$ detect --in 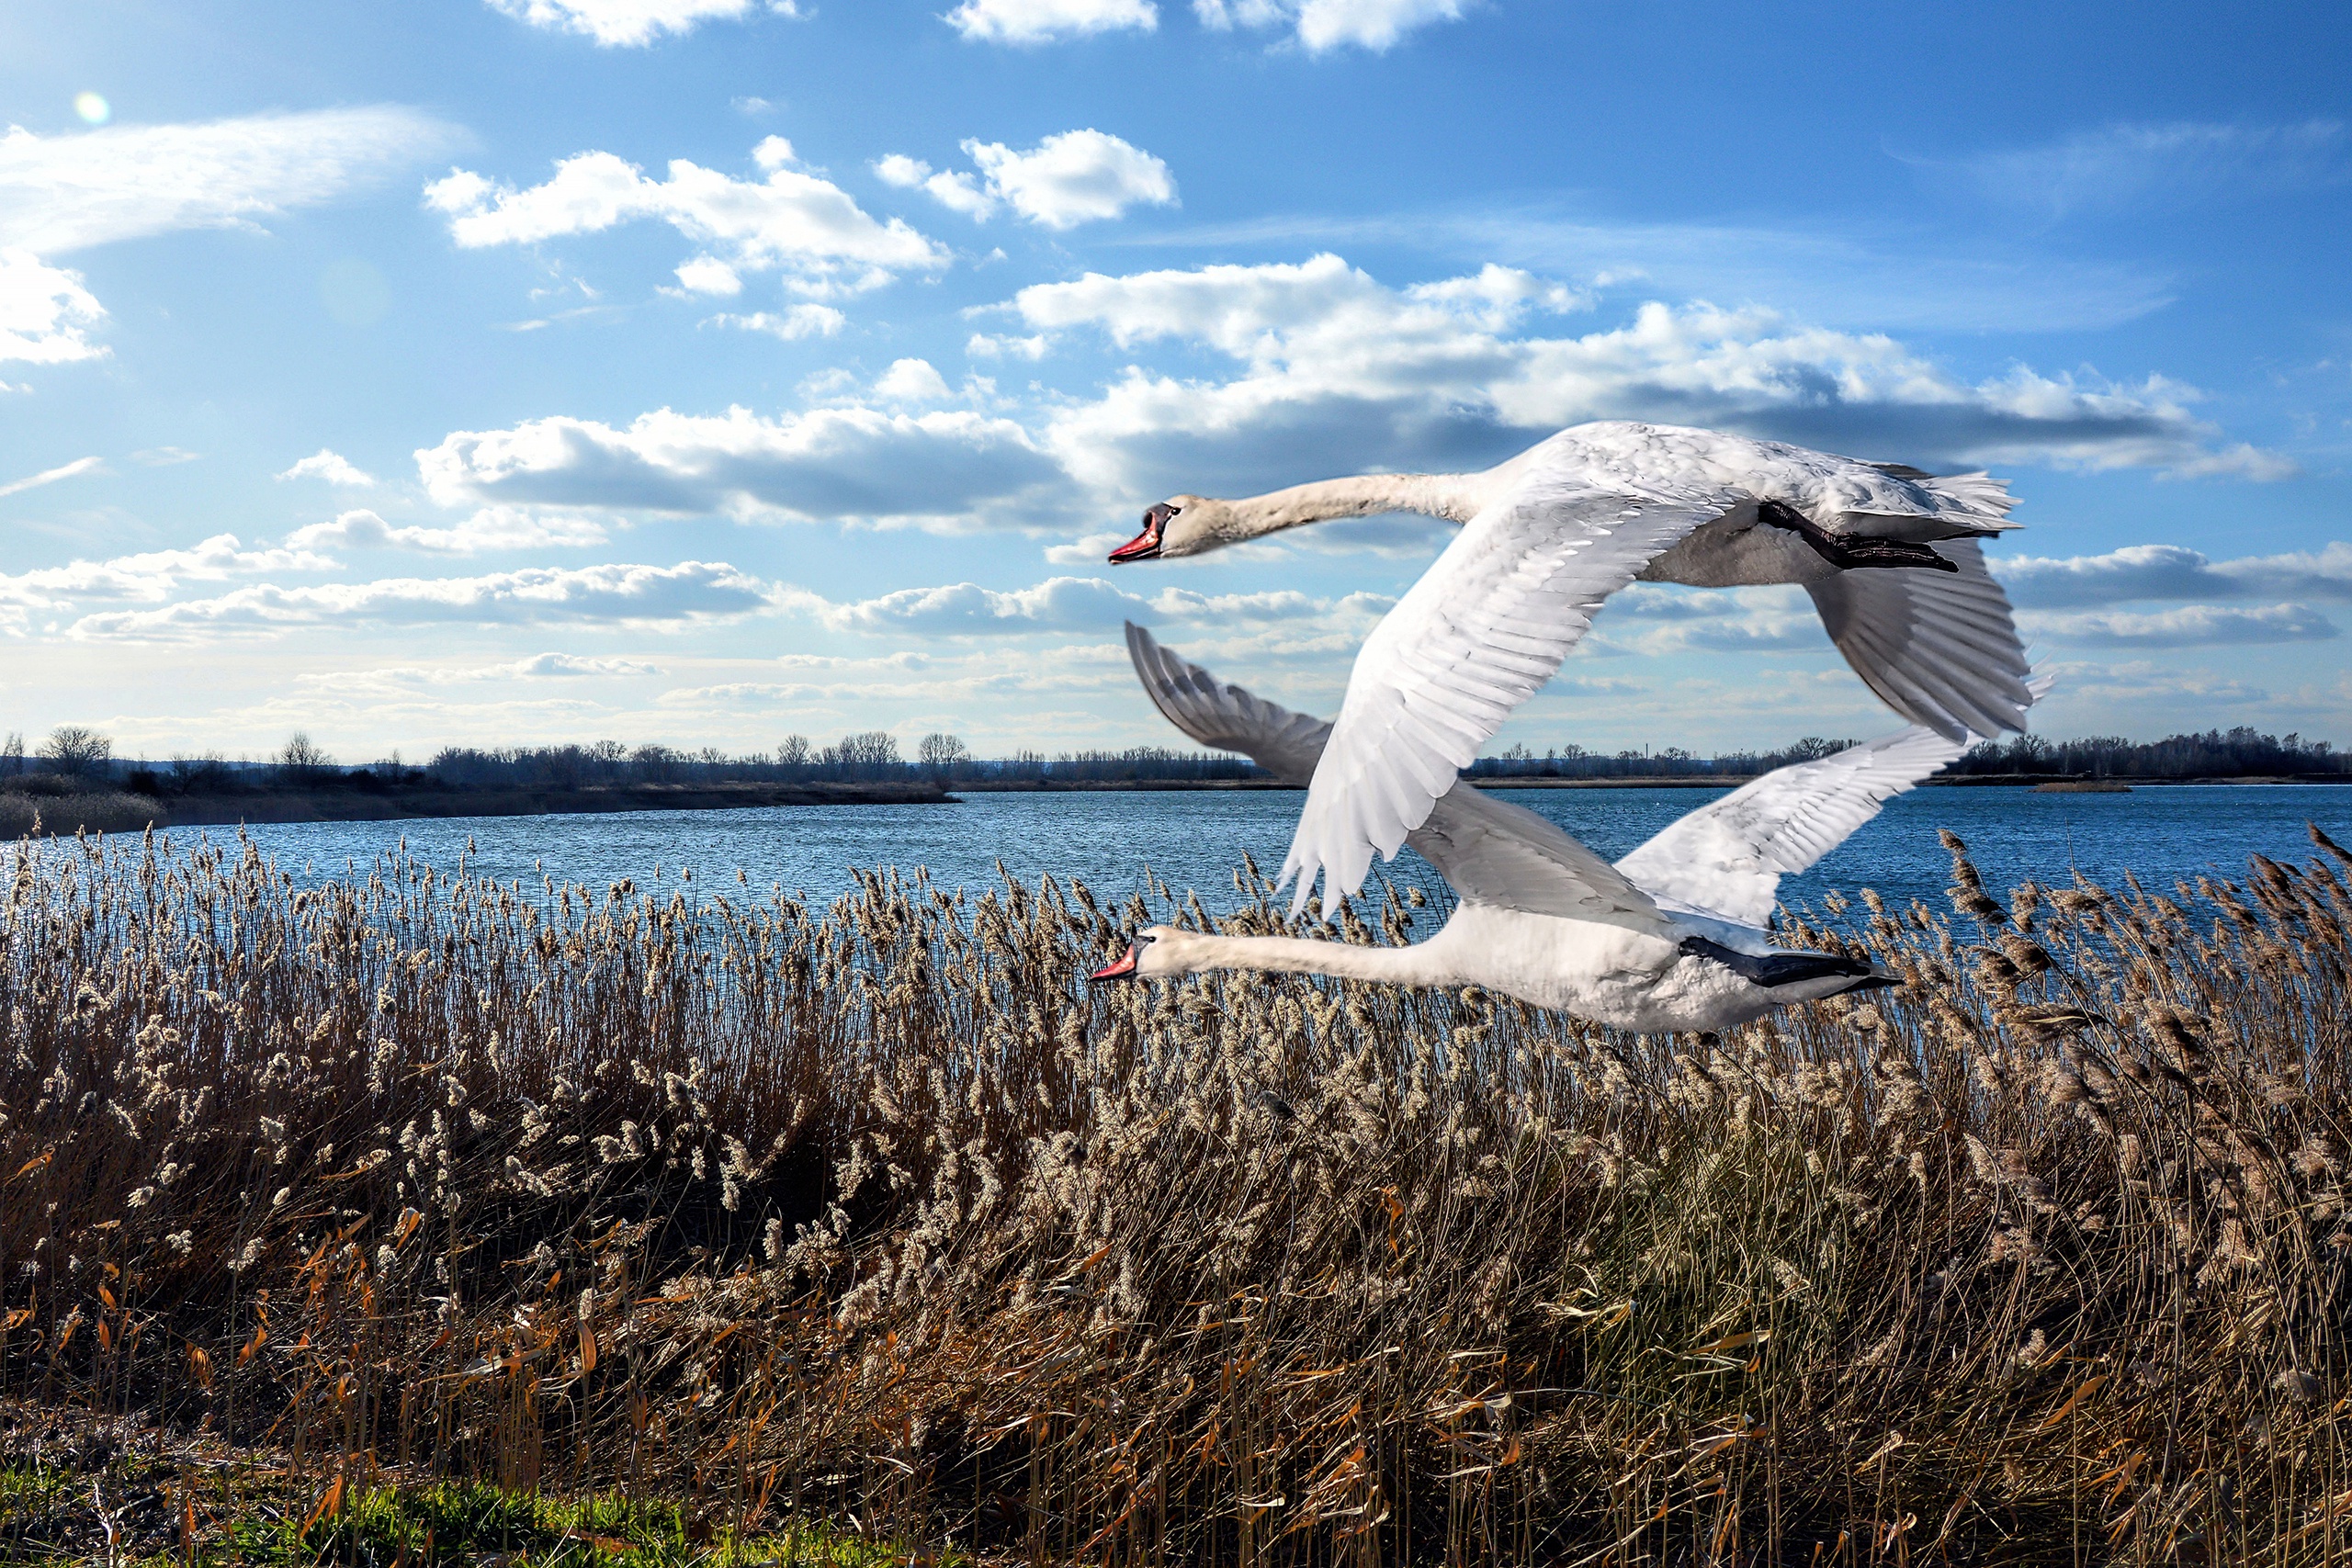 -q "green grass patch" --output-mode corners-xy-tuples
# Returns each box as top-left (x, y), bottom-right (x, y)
(213, 1477), (915, 1567)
